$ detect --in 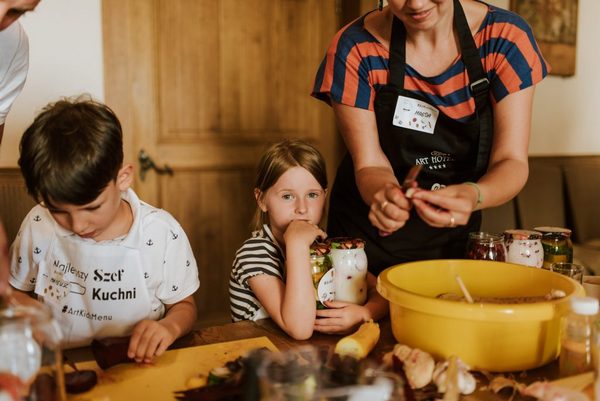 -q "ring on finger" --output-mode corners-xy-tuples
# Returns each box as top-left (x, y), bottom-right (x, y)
(448, 214), (455, 228)
(380, 200), (389, 212)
